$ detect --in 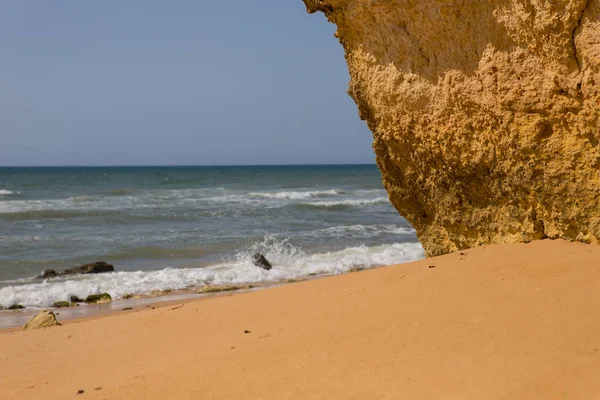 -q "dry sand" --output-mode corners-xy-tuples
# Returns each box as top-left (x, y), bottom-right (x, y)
(1, 239), (599, 399)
